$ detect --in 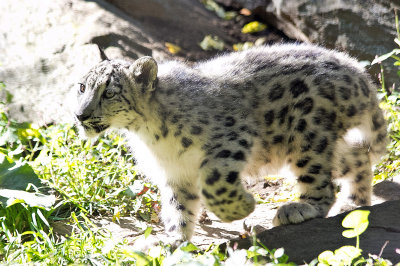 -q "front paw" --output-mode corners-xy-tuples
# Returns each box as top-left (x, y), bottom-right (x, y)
(272, 202), (320, 226)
